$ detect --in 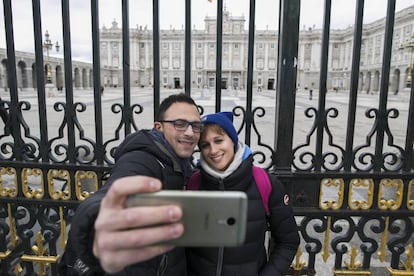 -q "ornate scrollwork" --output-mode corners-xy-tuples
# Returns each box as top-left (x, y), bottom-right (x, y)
(293, 106), (345, 171)
(348, 178), (373, 210)
(230, 106), (275, 169)
(378, 179), (403, 210)
(48, 102), (69, 163)
(103, 103), (126, 165)
(387, 217), (414, 269)
(22, 168), (44, 199)
(319, 178), (344, 210)
(298, 216), (325, 267)
(18, 101), (41, 161)
(48, 169), (70, 200)
(75, 170), (98, 200)
(130, 103), (144, 131)
(408, 180), (414, 210)
(0, 167), (18, 197)
(293, 107), (318, 171)
(357, 216), (382, 260)
(353, 108), (404, 172)
(321, 108), (345, 171)
(0, 100), (40, 161)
